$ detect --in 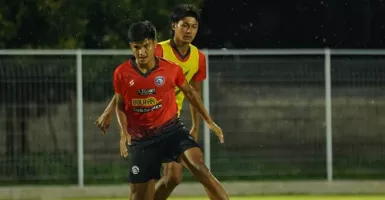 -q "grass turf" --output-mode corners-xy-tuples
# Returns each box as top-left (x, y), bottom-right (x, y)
(67, 195), (385, 200)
